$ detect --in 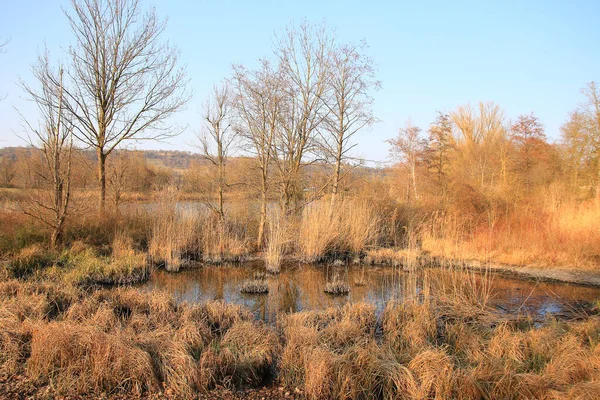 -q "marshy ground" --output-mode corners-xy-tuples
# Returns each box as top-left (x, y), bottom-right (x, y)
(2, 257), (600, 399)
